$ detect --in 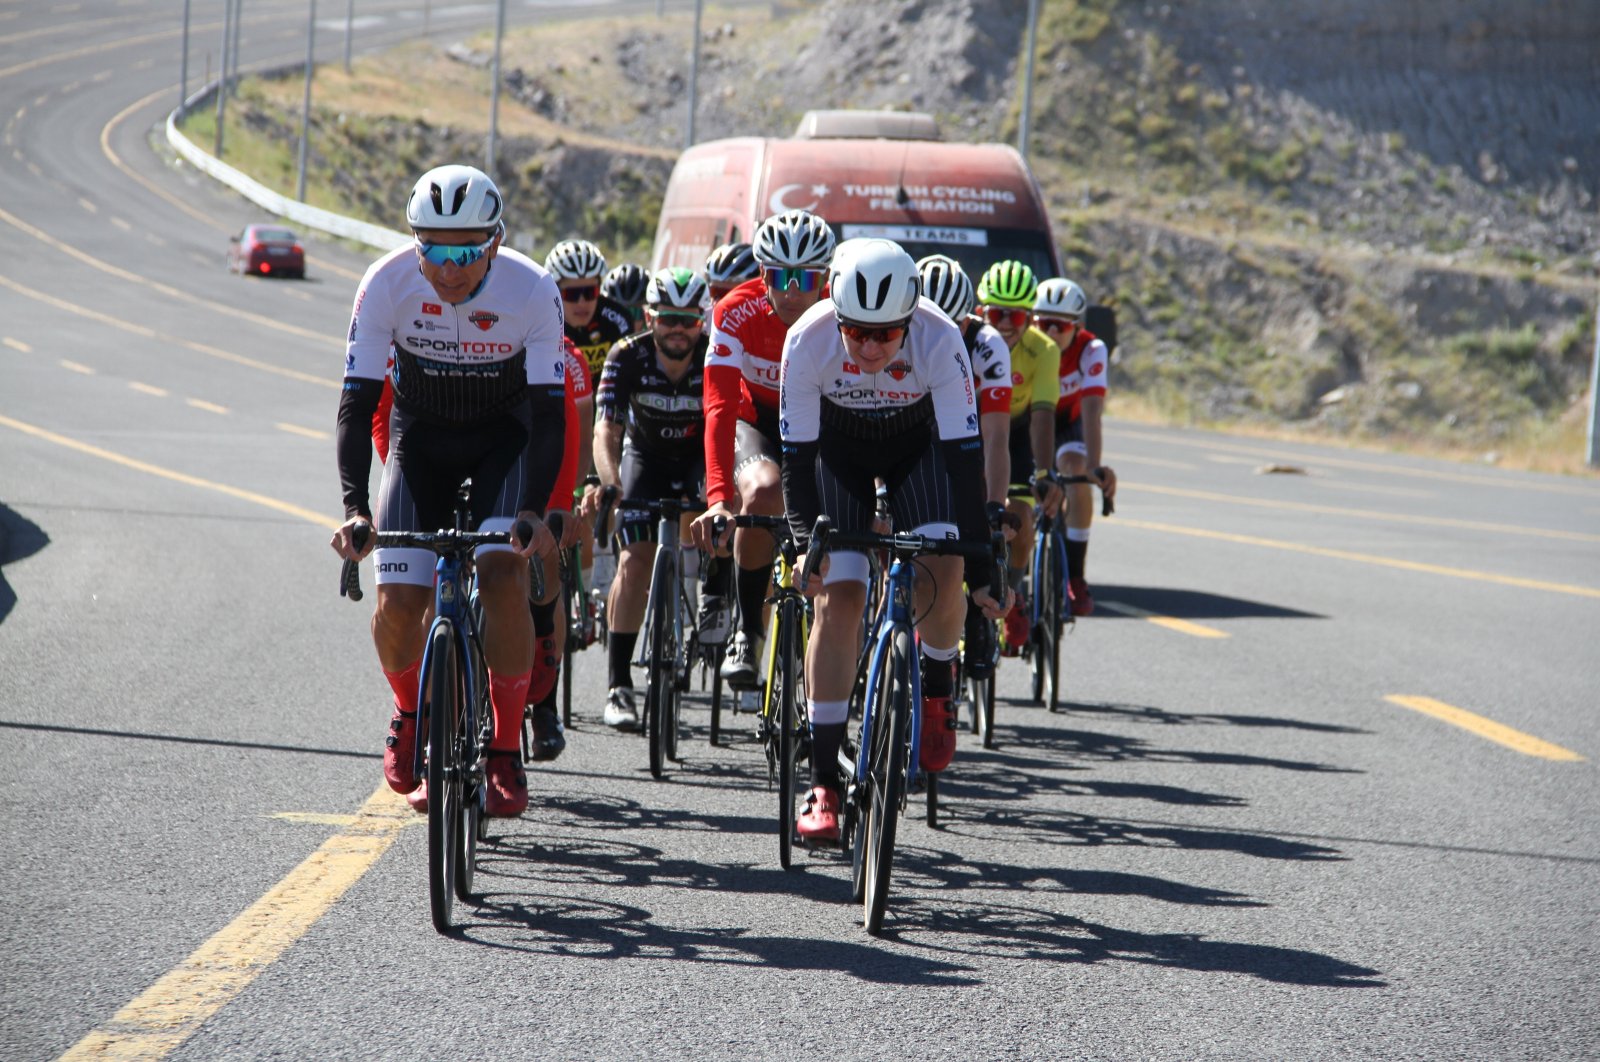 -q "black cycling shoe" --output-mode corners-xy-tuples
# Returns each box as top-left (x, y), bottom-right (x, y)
(527, 702), (566, 762)
(964, 609), (996, 680)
